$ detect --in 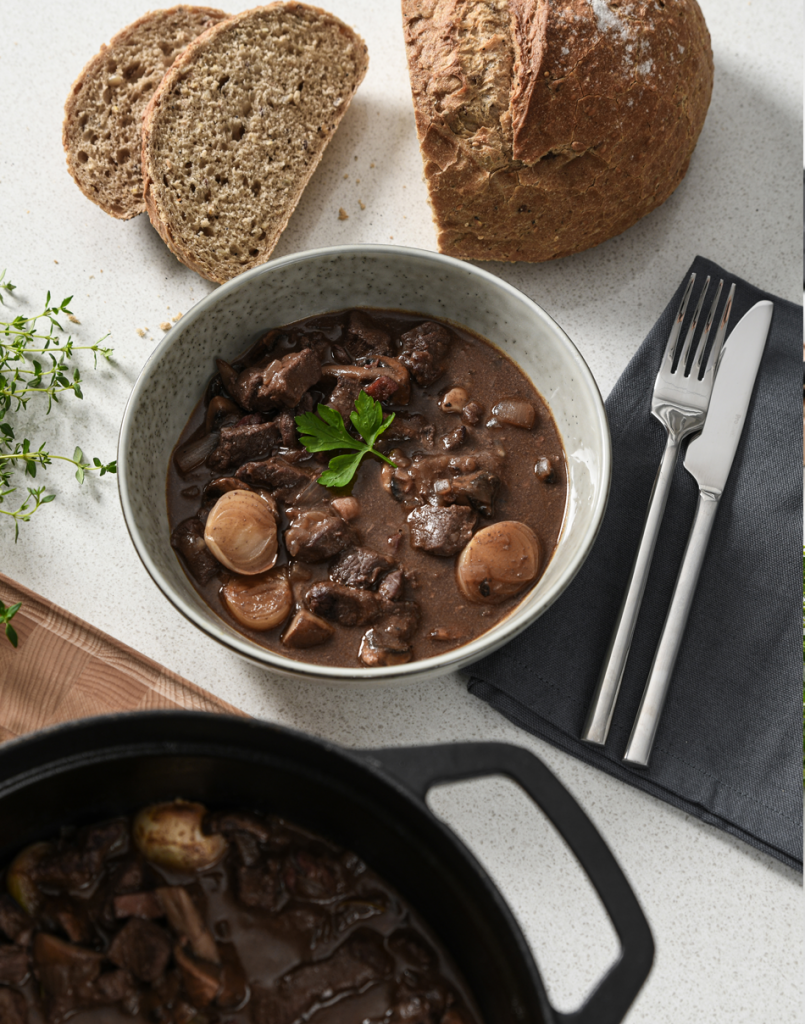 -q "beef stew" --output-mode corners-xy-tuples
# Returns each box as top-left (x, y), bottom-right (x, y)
(167, 309), (567, 667)
(0, 802), (481, 1024)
